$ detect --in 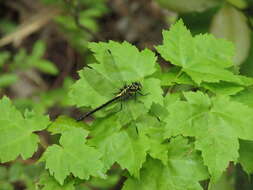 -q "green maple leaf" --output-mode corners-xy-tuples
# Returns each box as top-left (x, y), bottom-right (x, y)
(163, 91), (253, 181)
(47, 115), (89, 135)
(69, 41), (163, 122)
(156, 20), (247, 85)
(88, 41), (157, 82)
(42, 128), (105, 185)
(89, 123), (150, 178)
(38, 172), (75, 190)
(141, 78), (164, 109)
(122, 137), (208, 190)
(0, 96), (50, 162)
